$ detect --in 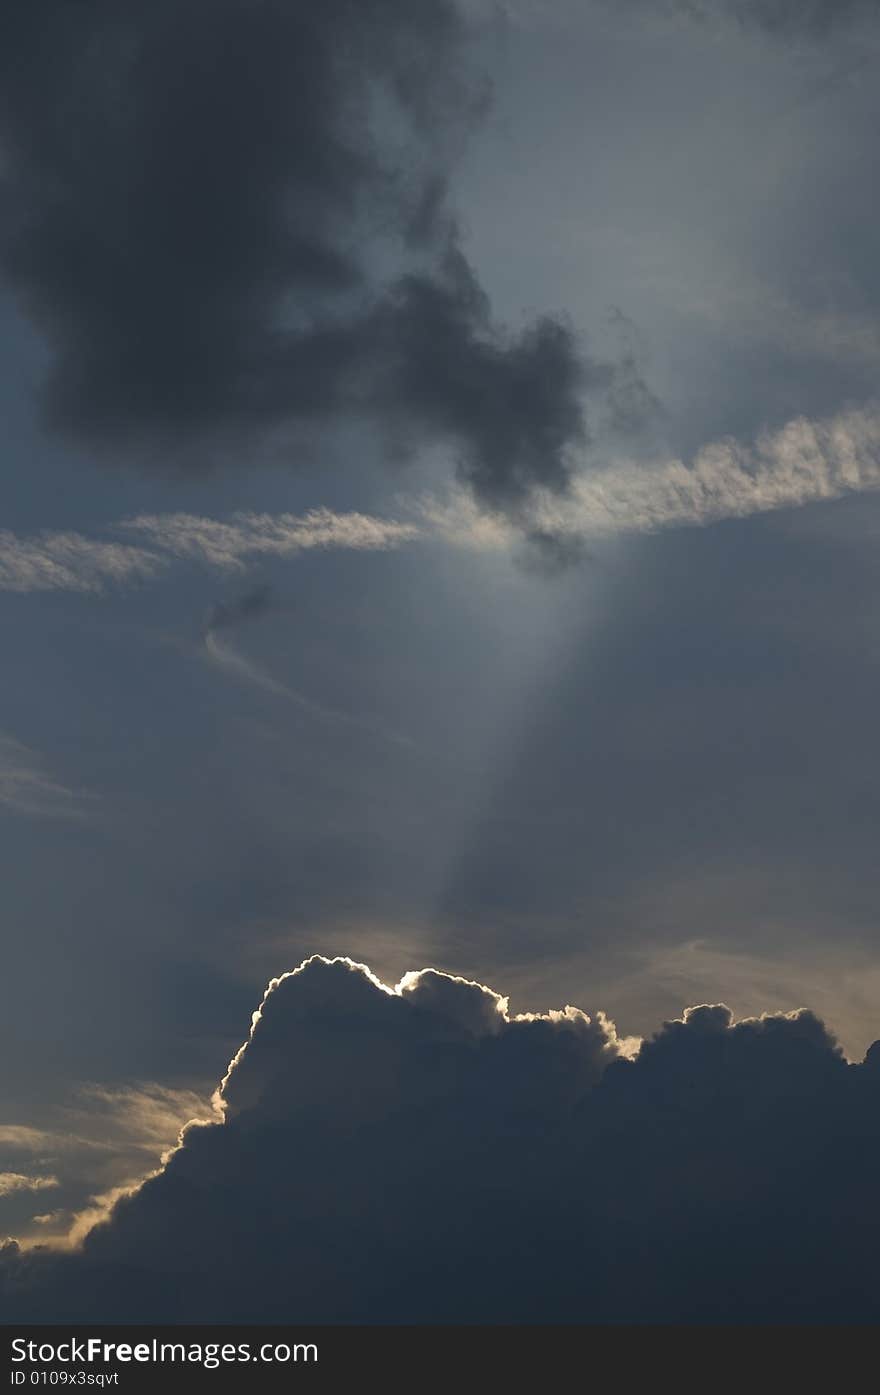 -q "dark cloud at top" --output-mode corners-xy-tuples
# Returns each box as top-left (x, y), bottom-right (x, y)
(0, 0), (472, 433)
(0, 0), (653, 520)
(5, 956), (880, 1323)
